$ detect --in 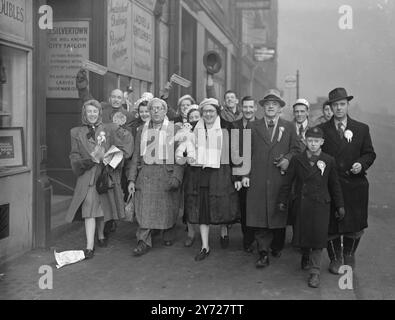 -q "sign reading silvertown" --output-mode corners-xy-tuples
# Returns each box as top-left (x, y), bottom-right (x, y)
(46, 21), (89, 98)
